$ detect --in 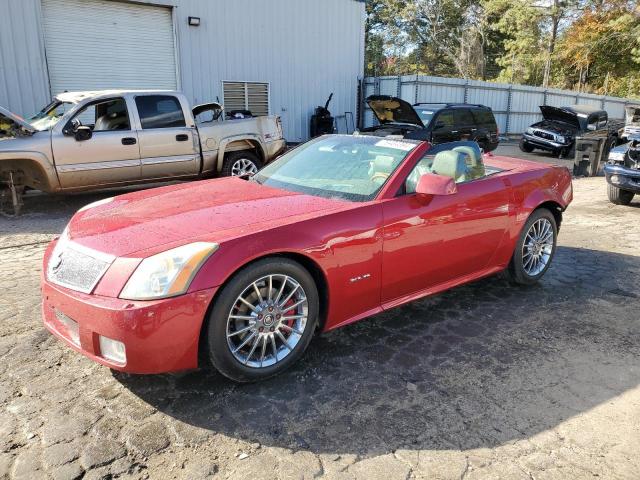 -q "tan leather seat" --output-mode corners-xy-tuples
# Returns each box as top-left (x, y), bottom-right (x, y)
(431, 151), (468, 183)
(369, 155), (396, 186)
(453, 145), (485, 179)
(94, 112), (127, 131)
